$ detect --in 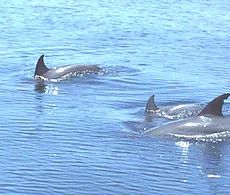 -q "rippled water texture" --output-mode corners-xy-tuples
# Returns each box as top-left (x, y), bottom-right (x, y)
(0, 0), (230, 194)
